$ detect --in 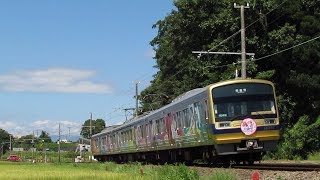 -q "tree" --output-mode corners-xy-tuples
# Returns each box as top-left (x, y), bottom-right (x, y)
(39, 130), (52, 143)
(80, 119), (106, 139)
(18, 134), (36, 149)
(141, 0), (320, 158)
(142, 0), (319, 122)
(0, 128), (11, 154)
